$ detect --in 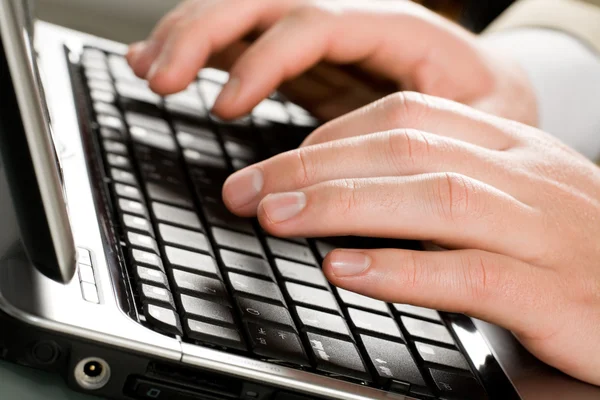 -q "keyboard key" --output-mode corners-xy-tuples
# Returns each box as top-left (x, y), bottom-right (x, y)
(116, 81), (161, 105)
(229, 273), (284, 304)
(131, 249), (165, 272)
(212, 228), (263, 256)
(190, 166), (228, 190)
(393, 304), (442, 323)
(202, 197), (254, 233)
(126, 113), (170, 134)
(86, 68), (111, 82)
(127, 232), (159, 253)
(171, 269), (229, 305)
(135, 266), (169, 287)
(159, 225), (212, 254)
(285, 283), (340, 314)
(177, 131), (223, 157)
(231, 158), (249, 171)
(91, 89), (116, 104)
(140, 284), (175, 309)
(296, 306), (350, 338)
(165, 87), (208, 120)
(130, 126), (177, 152)
(224, 140), (257, 161)
(348, 308), (402, 340)
(337, 289), (389, 315)
(198, 79), (222, 109)
(185, 319), (245, 350)
(106, 153), (131, 169)
(198, 68), (229, 84)
(266, 238), (316, 266)
(184, 149), (228, 170)
(146, 181), (194, 209)
(253, 99), (290, 124)
(97, 114), (125, 132)
(165, 246), (218, 276)
(88, 79), (115, 93)
(236, 297), (295, 329)
(180, 294), (234, 325)
(115, 183), (142, 201)
(118, 198), (147, 217)
(306, 332), (370, 381)
(220, 250), (274, 280)
(415, 342), (470, 371)
(152, 202), (203, 231)
(174, 121), (216, 139)
(361, 335), (426, 387)
(100, 127), (125, 141)
(107, 54), (137, 80)
(274, 259), (328, 288)
(429, 369), (487, 399)
(94, 102), (120, 117)
(401, 317), (455, 346)
(144, 303), (182, 336)
(81, 282), (99, 303)
(111, 168), (137, 186)
(78, 263), (95, 284)
(123, 214), (153, 235)
(104, 140), (128, 155)
(245, 322), (309, 366)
